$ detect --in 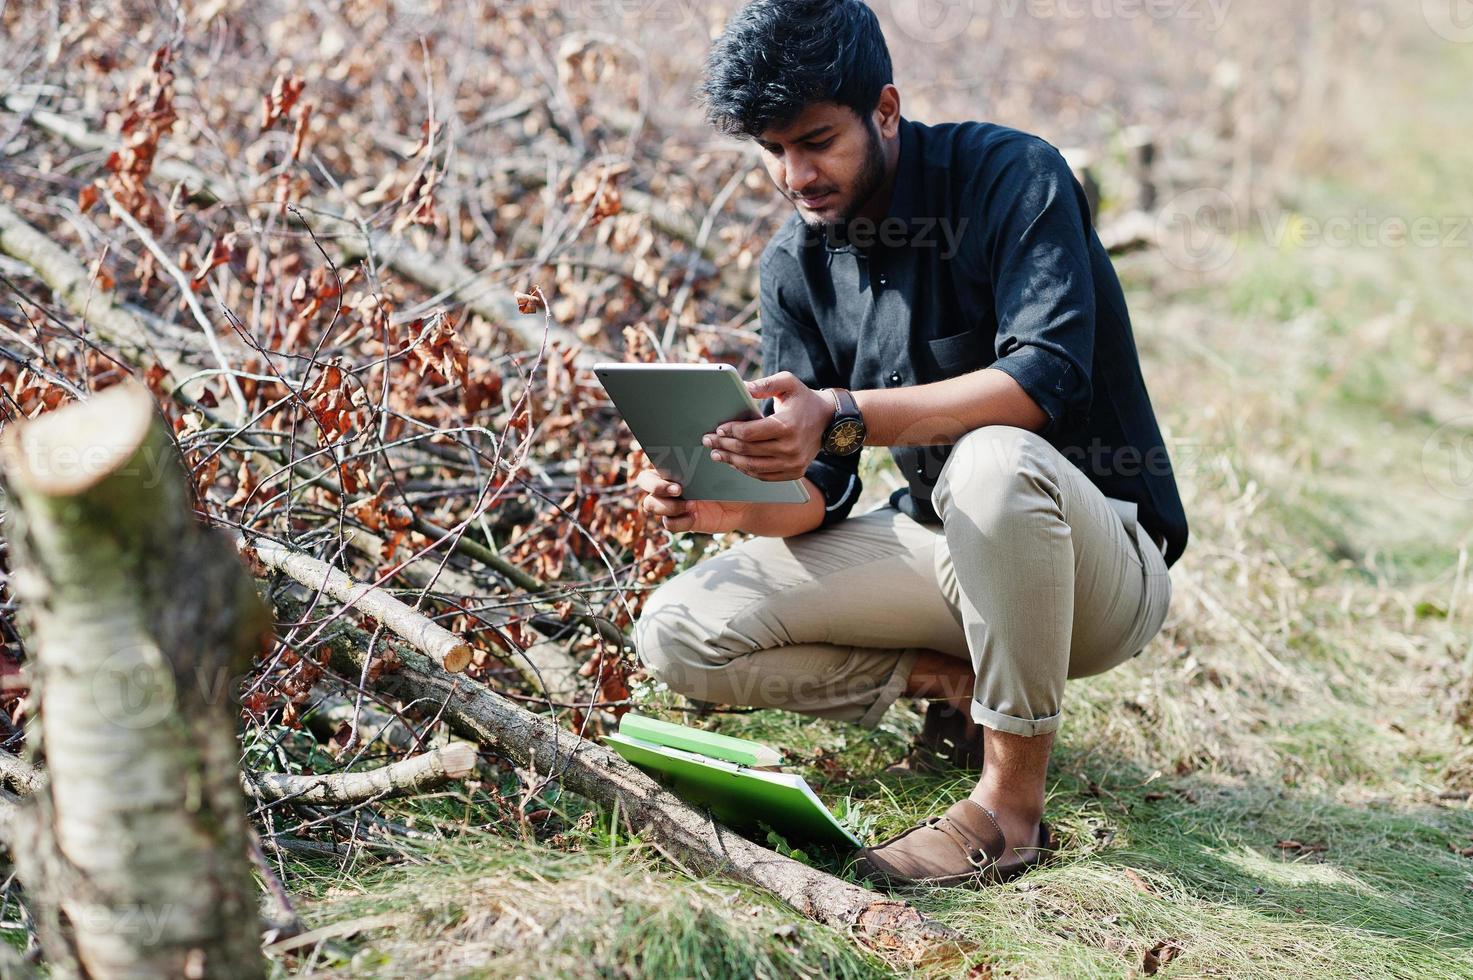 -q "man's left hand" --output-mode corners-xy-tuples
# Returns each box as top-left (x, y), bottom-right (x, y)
(701, 371), (833, 481)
